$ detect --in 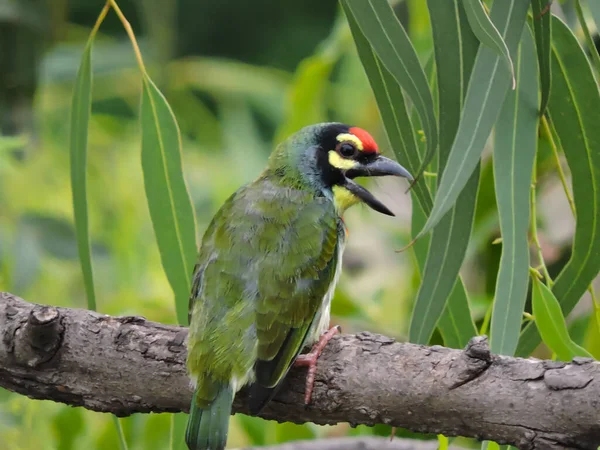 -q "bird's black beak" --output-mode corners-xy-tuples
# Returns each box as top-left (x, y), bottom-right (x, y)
(342, 156), (412, 217)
